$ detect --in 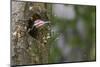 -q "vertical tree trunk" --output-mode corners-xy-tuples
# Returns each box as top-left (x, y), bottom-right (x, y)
(11, 1), (32, 65)
(11, 1), (51, 66)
